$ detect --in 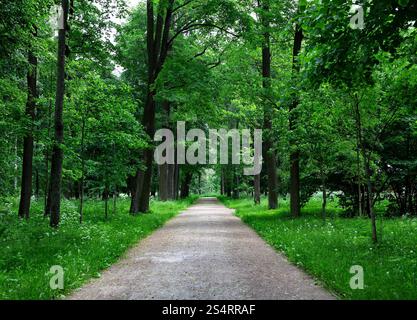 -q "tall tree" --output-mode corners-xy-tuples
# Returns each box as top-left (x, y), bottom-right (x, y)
(18, 31), (38, 219)
(259, 0), (278, 209)
(49, 0), (69, 227)
(131, 0), (174, 213)
(289, 12), (304, 217)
